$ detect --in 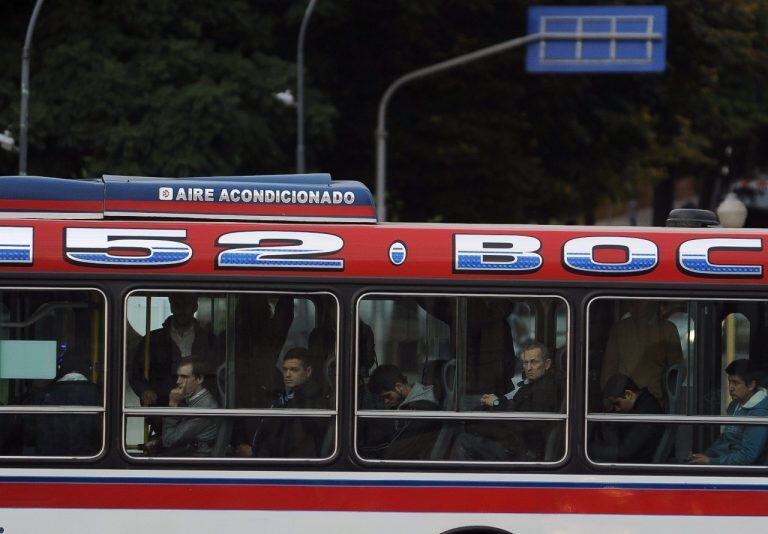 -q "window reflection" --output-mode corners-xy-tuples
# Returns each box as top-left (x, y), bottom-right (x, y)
(0, 289), (105, 458)
(357, 294), (567, 462)
(124, 291), (337, 460)
(588, 298), (768, 466)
